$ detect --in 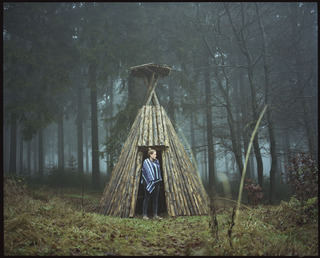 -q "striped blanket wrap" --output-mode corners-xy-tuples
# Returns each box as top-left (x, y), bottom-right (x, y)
(141, 158), (162, 193)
